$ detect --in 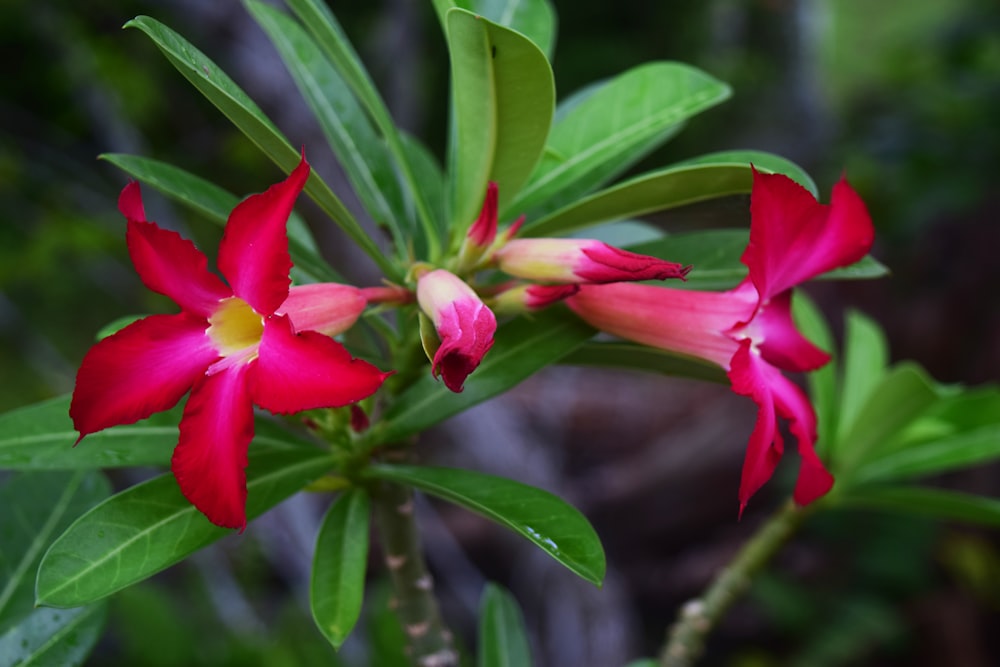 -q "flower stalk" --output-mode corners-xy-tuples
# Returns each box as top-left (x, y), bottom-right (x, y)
(658, 499), (808, 667)
(373, 478), (457, 667)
